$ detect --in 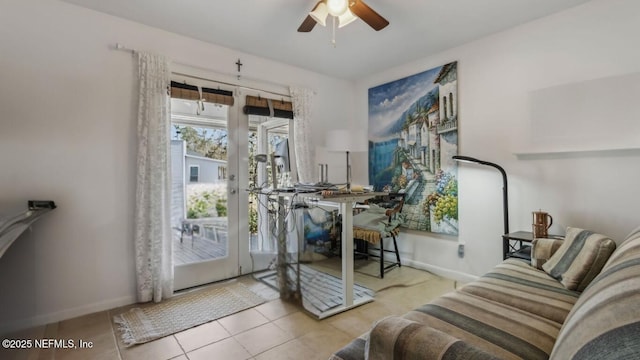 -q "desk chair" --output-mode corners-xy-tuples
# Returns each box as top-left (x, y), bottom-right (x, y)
(353, 193), (405, 278)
